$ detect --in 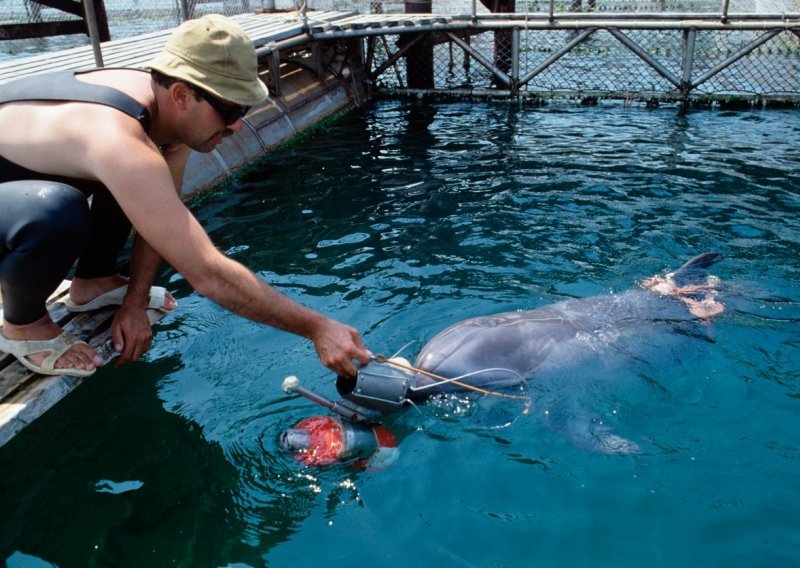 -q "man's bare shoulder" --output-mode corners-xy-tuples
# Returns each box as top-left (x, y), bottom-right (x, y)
(74, 68), (154, 105)
(1, 103), (154, 178)
(0, 70), (157, 178)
